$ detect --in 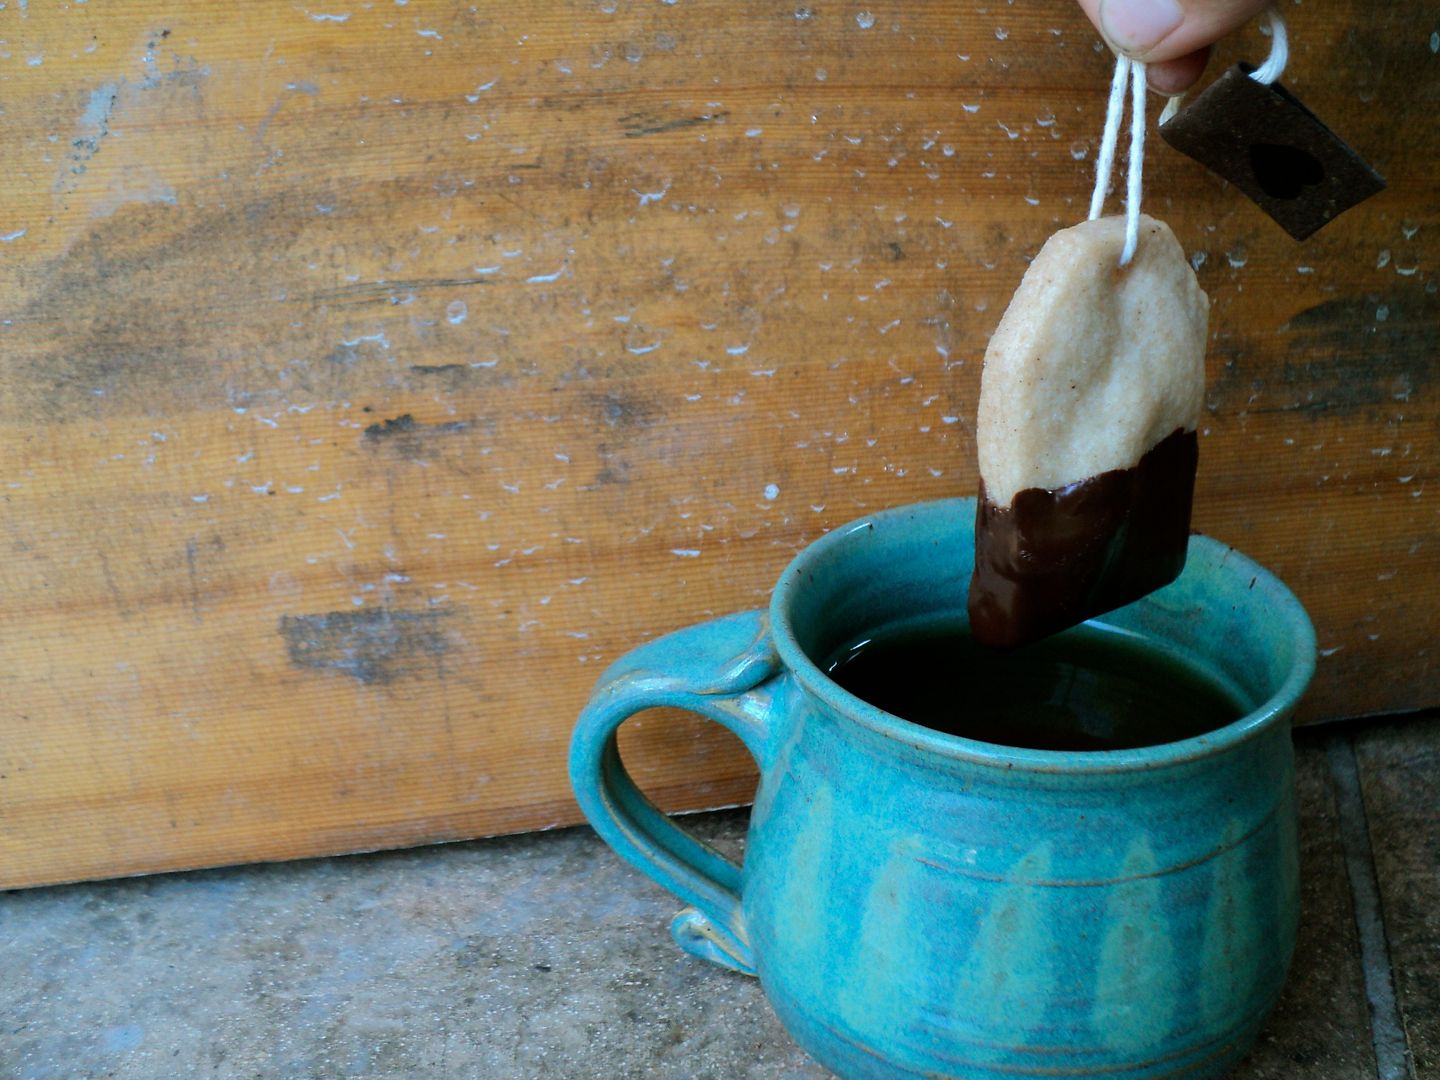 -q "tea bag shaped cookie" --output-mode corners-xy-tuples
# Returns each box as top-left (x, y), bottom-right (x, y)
(969, 215), (1209, 649)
